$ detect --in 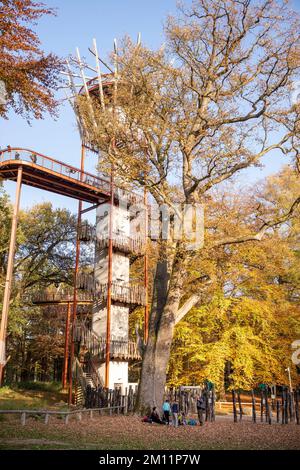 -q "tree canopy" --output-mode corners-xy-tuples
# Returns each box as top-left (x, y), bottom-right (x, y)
(0, 0), (63, 119)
